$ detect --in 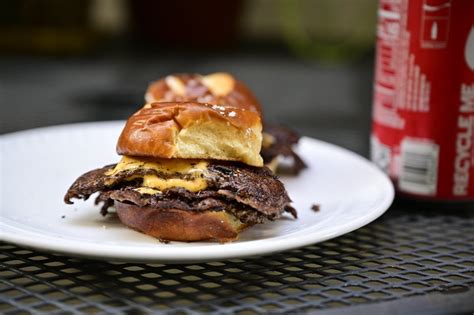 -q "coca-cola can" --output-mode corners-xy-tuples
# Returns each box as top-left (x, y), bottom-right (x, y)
(371, 0), (474, 201)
